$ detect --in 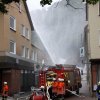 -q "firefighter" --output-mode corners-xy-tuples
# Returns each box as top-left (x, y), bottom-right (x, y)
(57, 78), (65, 100)
(46, 82), (50, 100)
(48, 85), (52, 100)
(2, 82), (9, 100)
(52, 78), (58, 100)
(52, 78), (57, 95)
(96, 81), (100, 100)
(46, 81), (53, 100)
(40, 86), (45, 92)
